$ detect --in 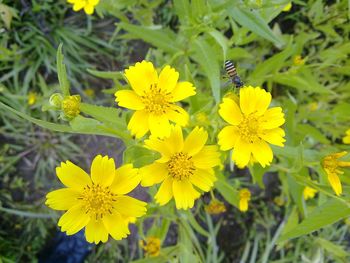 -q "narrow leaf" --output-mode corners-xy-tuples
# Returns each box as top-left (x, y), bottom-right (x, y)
(56, 44), (70, 96)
